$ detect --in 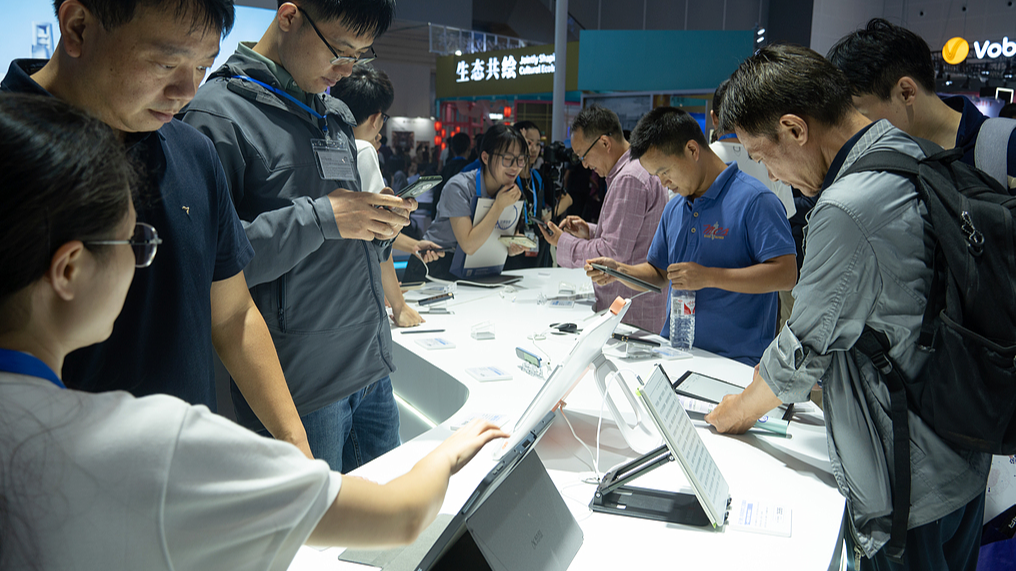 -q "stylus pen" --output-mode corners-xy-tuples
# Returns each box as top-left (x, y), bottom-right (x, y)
(611, 333), (661, 347)
(400, 329), (446, 334)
